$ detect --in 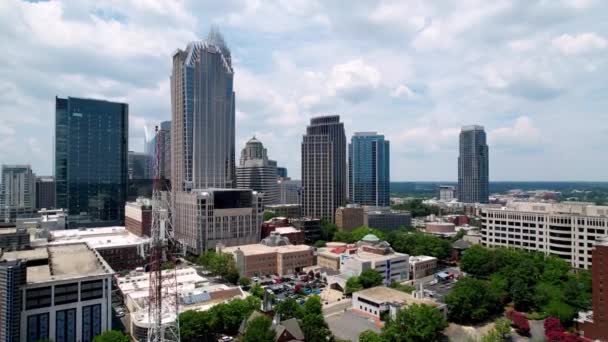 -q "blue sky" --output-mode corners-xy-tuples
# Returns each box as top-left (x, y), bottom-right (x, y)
(1, 0), (607, 181)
